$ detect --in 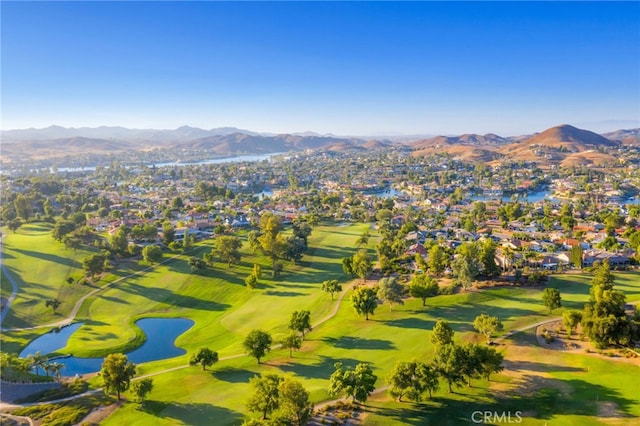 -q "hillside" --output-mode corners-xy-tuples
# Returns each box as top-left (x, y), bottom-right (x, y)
(497, 124), (619, 165)
(0, 124), (631, 166)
